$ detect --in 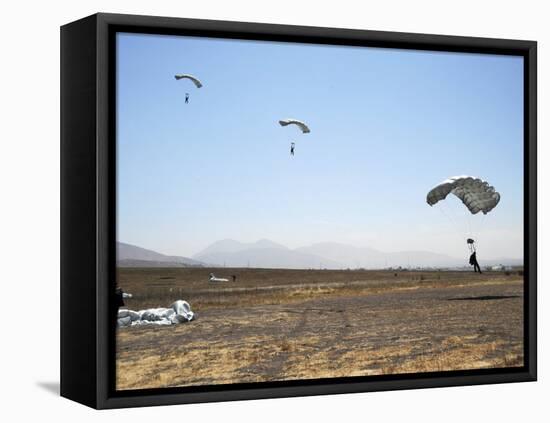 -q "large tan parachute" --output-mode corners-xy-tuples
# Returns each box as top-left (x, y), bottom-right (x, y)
(426, 176), (500, 215)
